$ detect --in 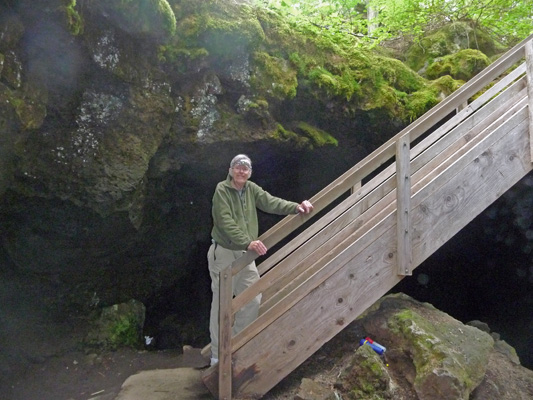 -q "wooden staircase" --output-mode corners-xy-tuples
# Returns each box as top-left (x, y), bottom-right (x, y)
(202, 34), (533, 399)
